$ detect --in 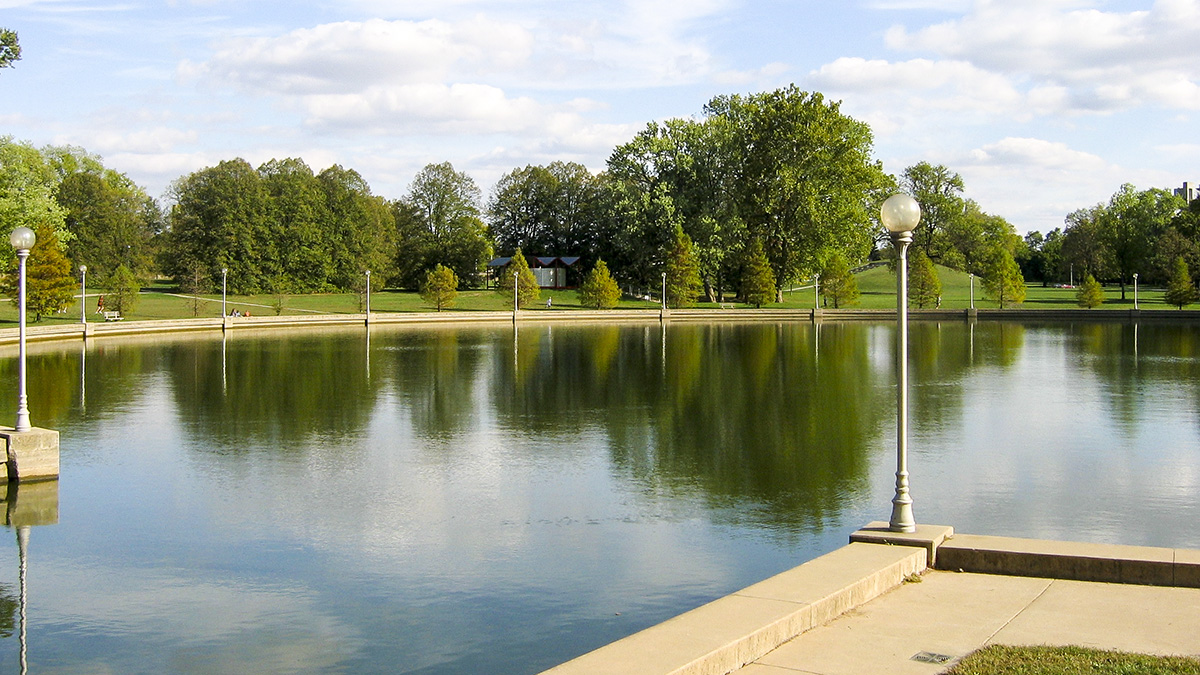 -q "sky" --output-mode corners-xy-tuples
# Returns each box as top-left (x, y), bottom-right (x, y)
(0, 0), (1197, 234)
